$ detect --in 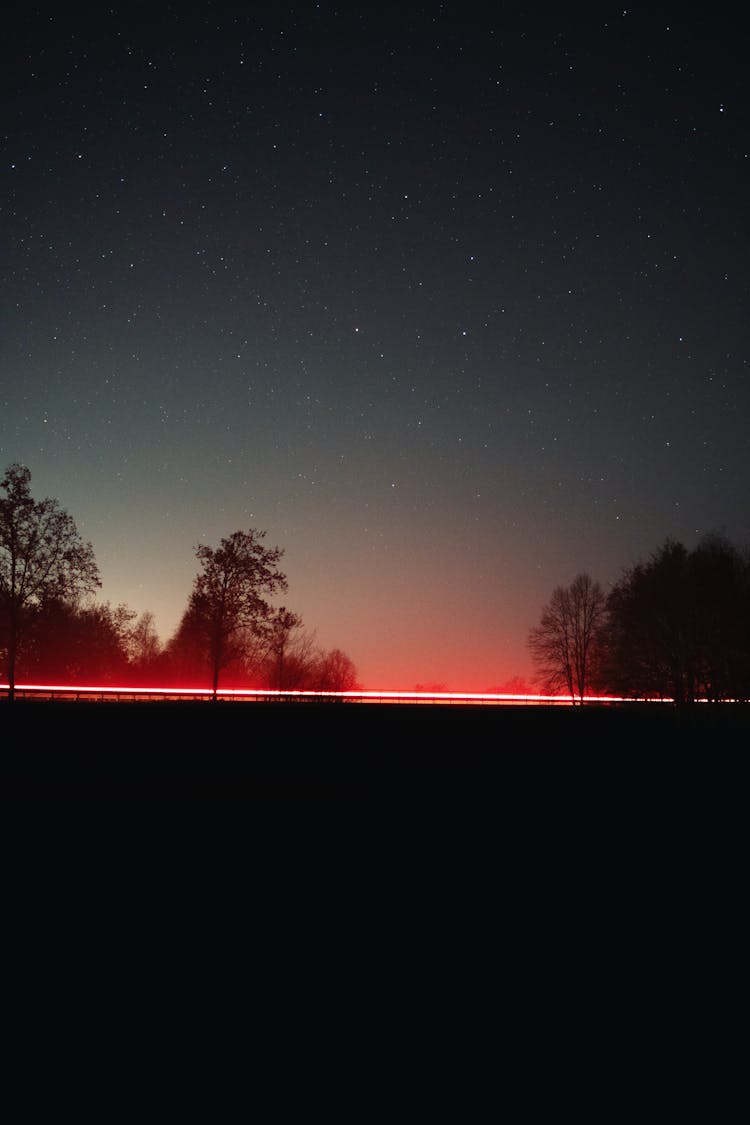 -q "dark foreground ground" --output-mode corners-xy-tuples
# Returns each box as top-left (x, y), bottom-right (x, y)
(3, 699), (742, 1120)
(2, 699), (747, 803)
(4, 699), (744, 1030)
(4, 699), (742, 1109)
